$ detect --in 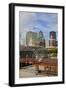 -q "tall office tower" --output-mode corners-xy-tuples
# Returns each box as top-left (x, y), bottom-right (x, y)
(49, 31), (56, 48)
(39, 31), (45, 47)
(39, 31), (44, 41)
(26, 31), (38, 47)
